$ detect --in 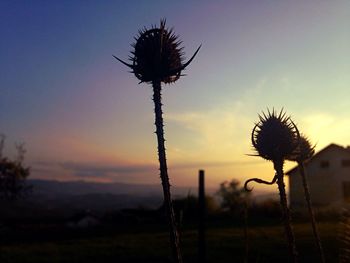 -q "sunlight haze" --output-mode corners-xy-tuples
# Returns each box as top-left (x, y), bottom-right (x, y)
(1, 1), (349, 194)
